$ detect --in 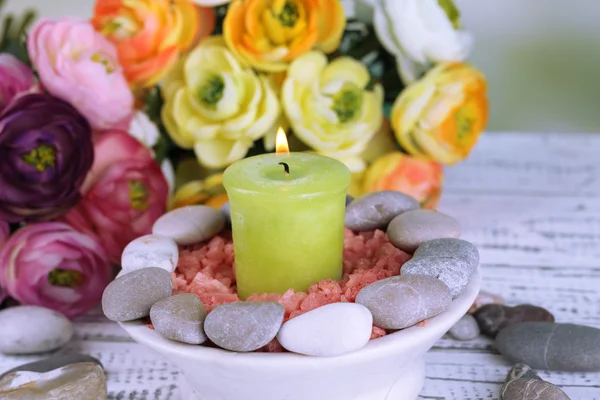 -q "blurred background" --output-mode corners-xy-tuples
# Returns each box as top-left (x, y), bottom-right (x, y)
(6, 0), (600, 133)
